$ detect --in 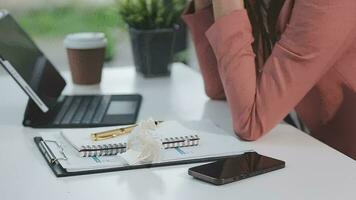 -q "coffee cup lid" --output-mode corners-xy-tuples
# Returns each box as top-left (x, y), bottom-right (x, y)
(64, 32), (107, 49)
